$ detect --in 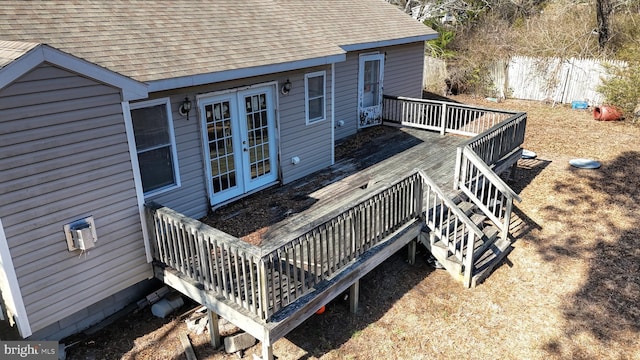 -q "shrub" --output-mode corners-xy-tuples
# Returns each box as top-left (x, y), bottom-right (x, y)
(598, 61), (640, 122)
